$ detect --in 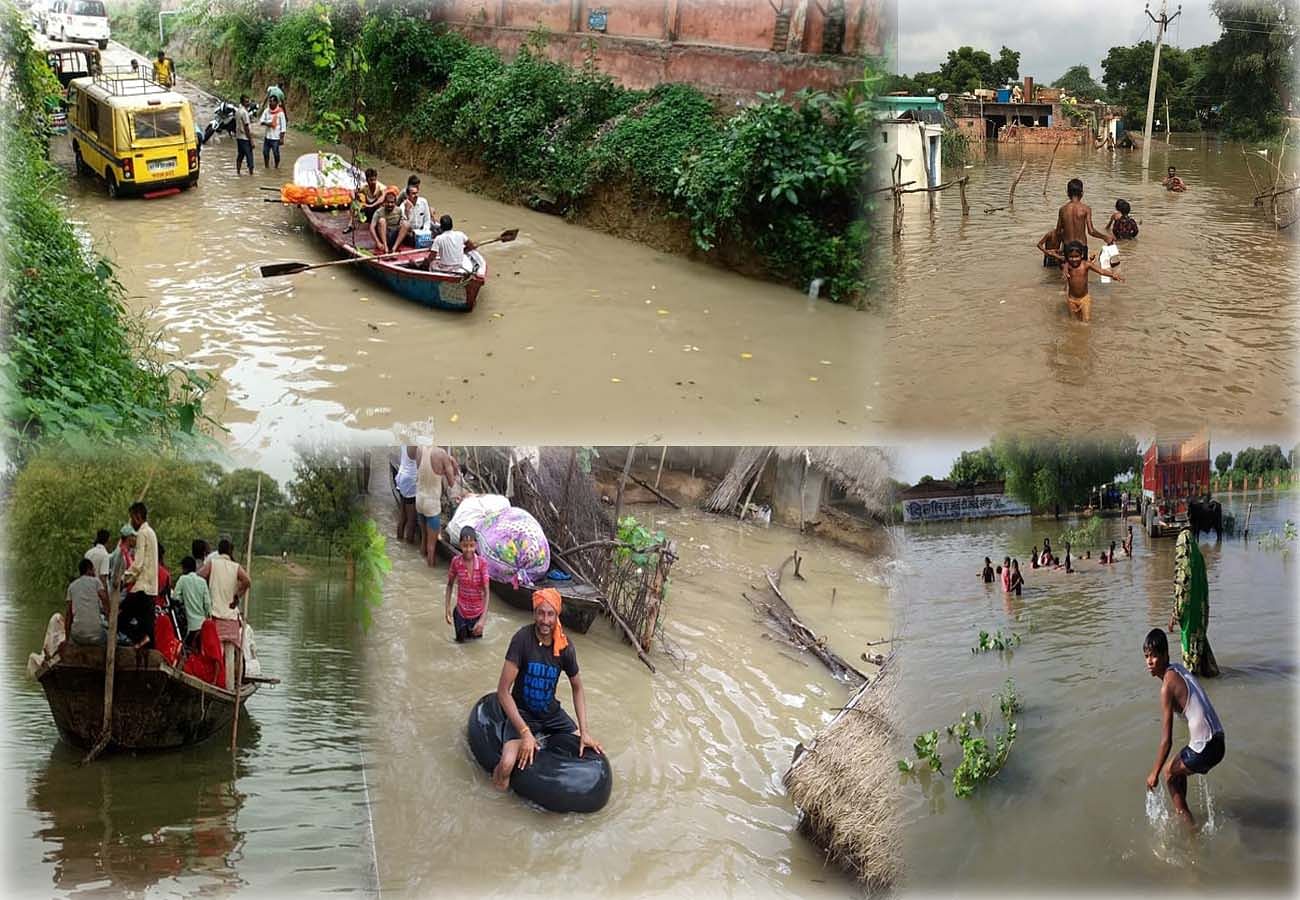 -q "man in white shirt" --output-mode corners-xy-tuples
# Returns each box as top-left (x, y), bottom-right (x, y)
(427, 214), (476, 273)
(234, 94), (255, 175)
(84, 529), (111, 591)
(260, 96), (286, 170)
(396, 174), (432, 248)
(122, 502), (159, 648)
